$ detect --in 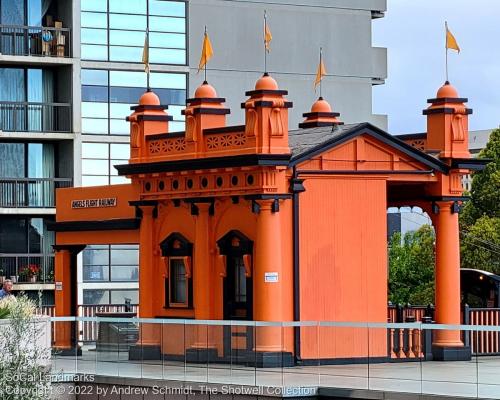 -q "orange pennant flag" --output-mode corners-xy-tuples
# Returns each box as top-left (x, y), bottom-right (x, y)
(264, 15), (272, 52)
(198, 30), (214, 73)
(446, 22), (460, 53)
(314, 53), (326, 89)
(142, 30), (150, 74)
